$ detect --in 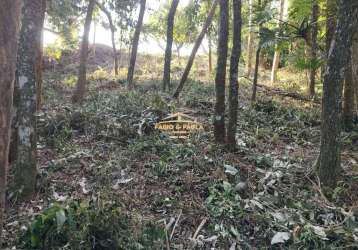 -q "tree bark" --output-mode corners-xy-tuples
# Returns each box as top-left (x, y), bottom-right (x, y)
(172, 0), (218, 98)
(127, 0), (146, 89)
(343, 53), (354, 130)
(317, 0), (358, 188)
(270, 0), (285, 84)
(96, 1), (119, 76)
(326, 0), (337, 56)
(163, 0), (180, 91)
(245, 0), (254, 77)
(12, 0), (46, 201)
(308, 0), (319, 98)
(251, 44), (262, 104)
(352, 33), (358, 114)
(214, 0), (229, 143)
(208, 34), (213, 74)
(36, 0), (46, 111)
(0, 0), (22, 244)
(72, 0), (96, 103)
(227, 0), (242, 148)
